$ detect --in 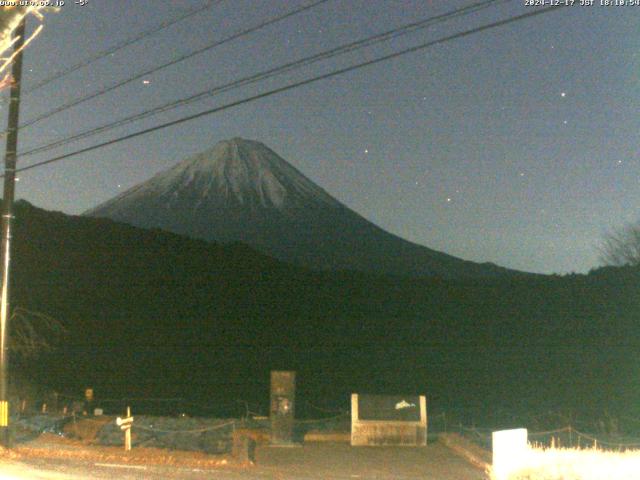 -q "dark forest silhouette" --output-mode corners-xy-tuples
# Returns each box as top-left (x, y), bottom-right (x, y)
(10, 200), (640, 424)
